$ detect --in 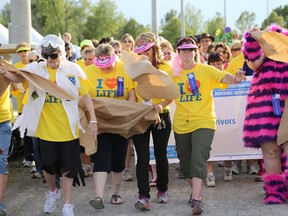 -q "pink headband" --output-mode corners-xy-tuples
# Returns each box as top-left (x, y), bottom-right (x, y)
(133, 42), (155, 53)
(94, 54), (116, 68)
(177, 43), (198, 50)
